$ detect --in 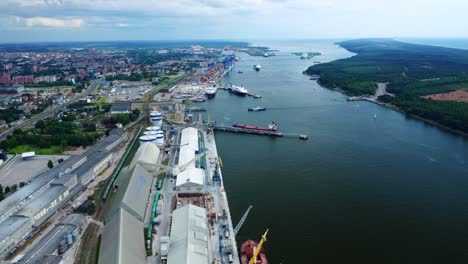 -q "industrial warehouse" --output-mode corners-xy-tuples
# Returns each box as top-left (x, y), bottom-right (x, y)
(0, 129), (125, 260)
